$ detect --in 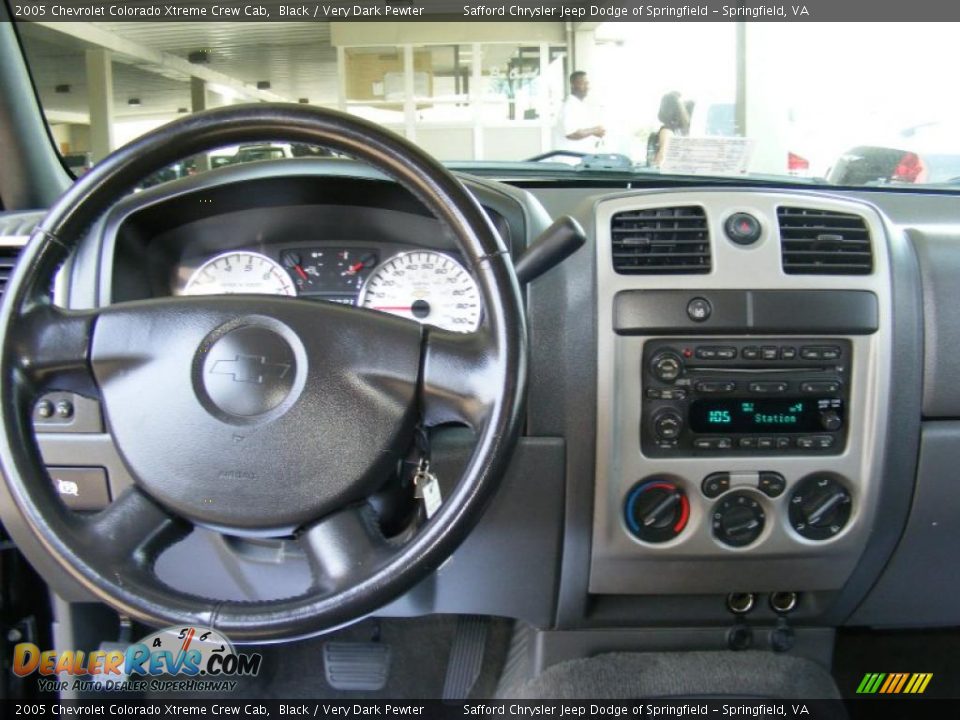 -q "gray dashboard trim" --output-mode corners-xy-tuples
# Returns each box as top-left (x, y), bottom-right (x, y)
(913, 229), (960, 417)
(845, 422), (960, 627)
(826, 218), (924, 625)
(613, 289), (879, 335)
